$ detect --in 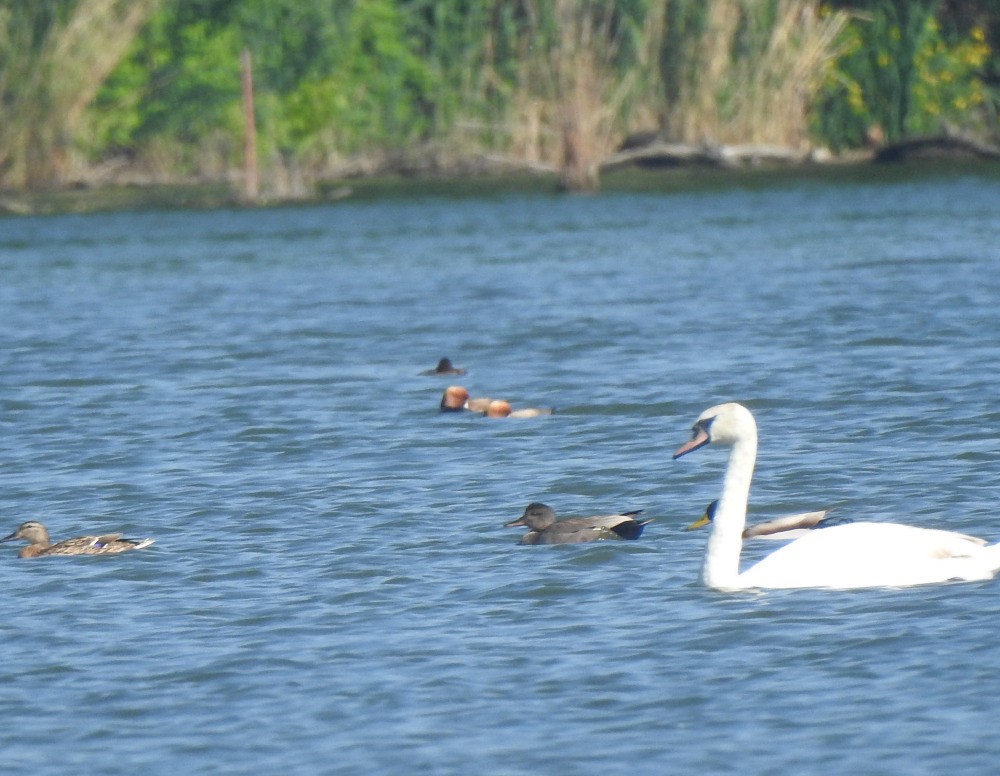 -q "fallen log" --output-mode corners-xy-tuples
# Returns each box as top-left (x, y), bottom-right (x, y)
(874, 133), (1000, 163)
(601, 140), (817, 171)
